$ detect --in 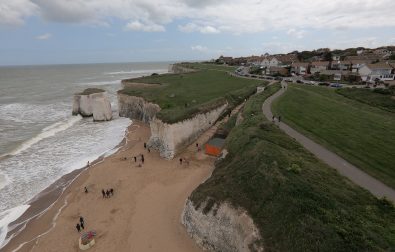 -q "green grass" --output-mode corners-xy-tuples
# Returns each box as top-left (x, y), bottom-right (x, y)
(336, 88), (395, 113)
(191, 84), (395, 251)
(77, 88), (105, 95)
(180, 62), (237, 72)
(119, 64), (264, 123)
(272, 85), (395, 188)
